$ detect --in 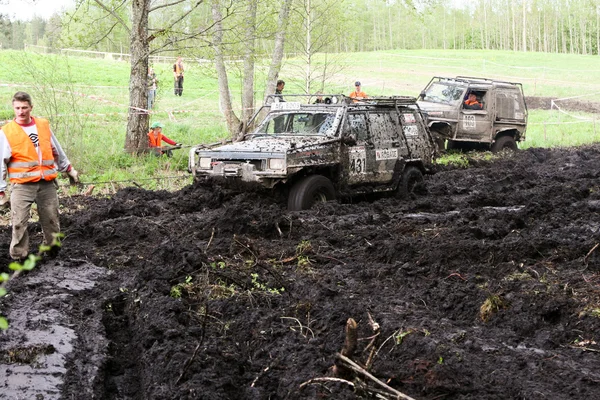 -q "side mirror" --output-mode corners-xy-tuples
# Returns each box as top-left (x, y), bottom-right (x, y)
(419, 91), (426, 99)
